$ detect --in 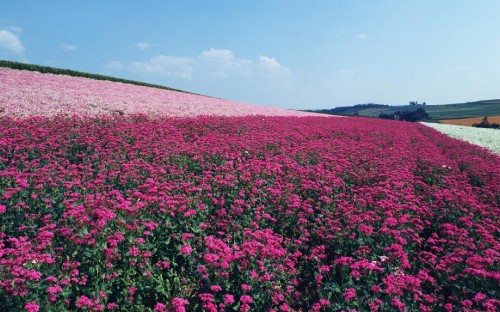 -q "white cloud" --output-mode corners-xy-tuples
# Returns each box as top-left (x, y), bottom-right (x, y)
(106, 61), (124, 70)
(356, 33), (367, 39)
(60, 43), (77, 52)
(201, 48), (234, 60)
(137, 42), (151, 50)
(117, 48), (292, 81)
(198, 48), (253, 78)
(131, 55), (194, 78)
(0, 29), (25, 53)
(258, 55), (292, 76)
(259, 55), (281, 68)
